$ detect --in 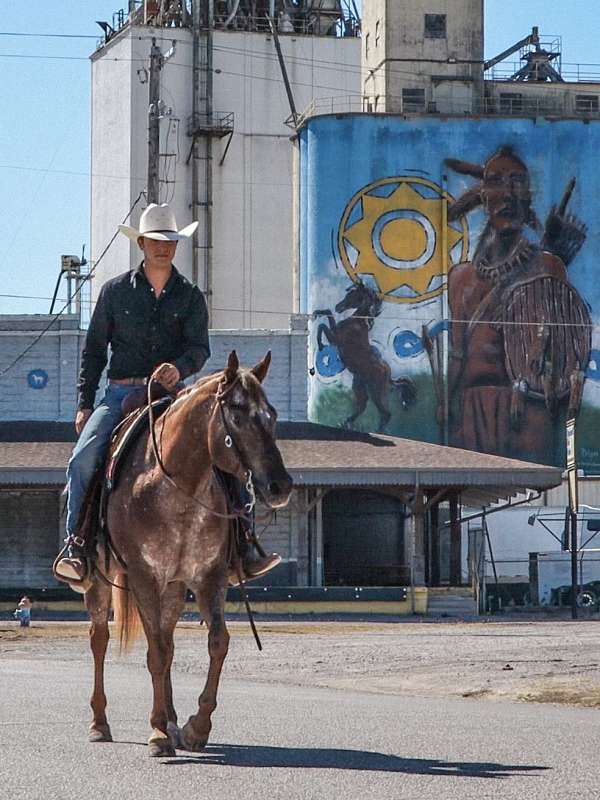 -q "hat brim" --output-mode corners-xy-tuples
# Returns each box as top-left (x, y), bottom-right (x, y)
(118, 221), (199, 242)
